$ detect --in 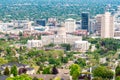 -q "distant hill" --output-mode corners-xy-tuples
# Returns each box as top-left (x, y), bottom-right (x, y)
(0, 0), (119, 21)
